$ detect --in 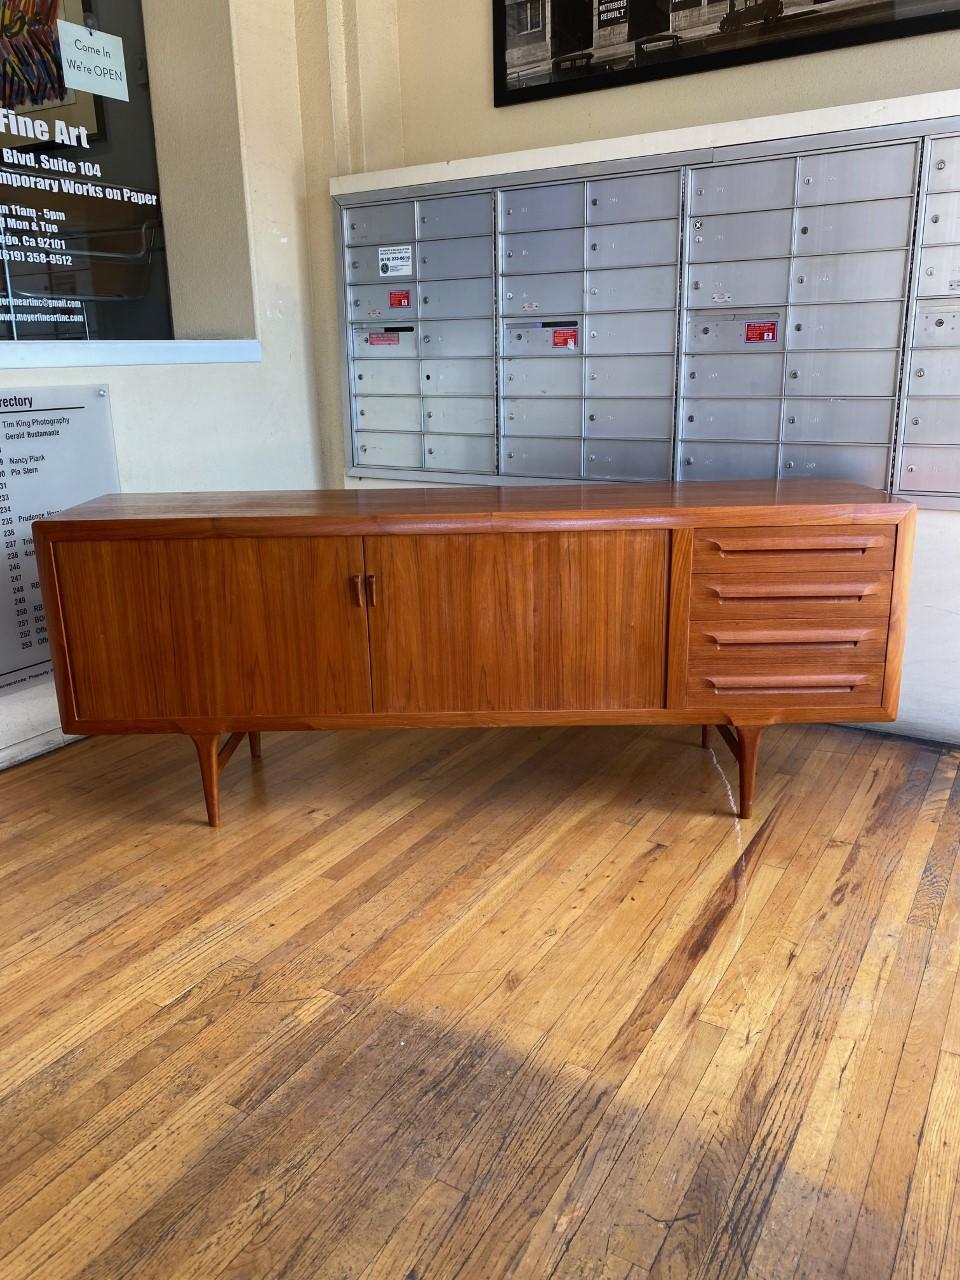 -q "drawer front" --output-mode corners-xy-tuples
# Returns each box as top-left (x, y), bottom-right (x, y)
(901, 445), (960, 494)
(907, 348), (960, 397)
(693, 524), (895, 573)
(353, 359), (420, 396)
(788, 301), (903, 351)
(421, 360), (496, 396)
(588, 220), (678, 269)
(689, 158), (797, 216)
(584, 439), (672, 481)
(419, 236), (493, 280)
(688, 209), (793, 263)
(783, 398), (894, 444)
(679, 443), (779, 480)
(586, 397), (674, 439)
(797, 144), (917, 205)
(921, 191), (960, 244)
(793, 198), (913, 255)
(351, 325), (418, 359)
(503, 272), (584, 316)
(690, 571), (893, 619)
(688, 620), (890, 666)
(586, 310), (677, 355)
(499, 183), (584, 232)
(502, 228), (584, 275)
(501, 437), (582, 478)
(784, 350), (899, 398)
(685, 352), (784, 398)
(685, 665), (886, 710)
(913, 303), (960, 348)
(917, 247), (960, 298)
(791, 251), (908, 303)
(927, 137), (960, 193)
(686, 310), (785, 353)
(418, 193), (492, 240)
(504, 319), (582, 356)
(587, 355), (674, 397)
(355, 396), (422, 432)
(423, 434), (496, 473)
(588, 171), (681, 224)
(420, 278), (494, 319)
(683, 399), (782, 441)
(420, 319), (494, 358)
(347, 245), (414, 286)
(902, 398), (960, 445)
(780, 444), (891, 488)
(587, 265), (678, 313)
(349, 283), (417, 320)
(355, 431), (423, 468)
(345, 202), (416, 246)
(503, 357), (583, 397)
(423, 397), (496, 434)
(687, 258), (790, 308)
(503, 398), (583, 436)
